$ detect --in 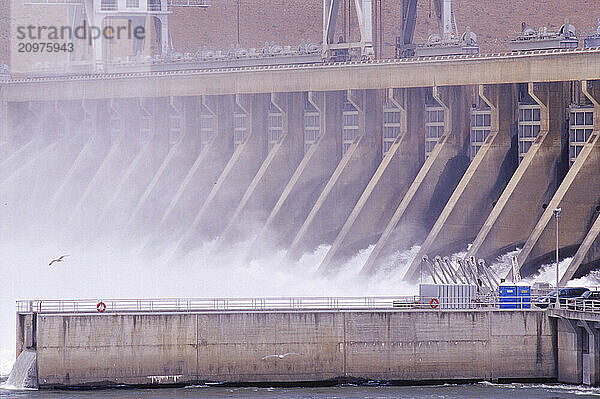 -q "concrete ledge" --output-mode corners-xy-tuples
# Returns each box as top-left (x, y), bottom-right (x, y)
(5, 50), (600, 101)
(31, 309), (555, 388)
